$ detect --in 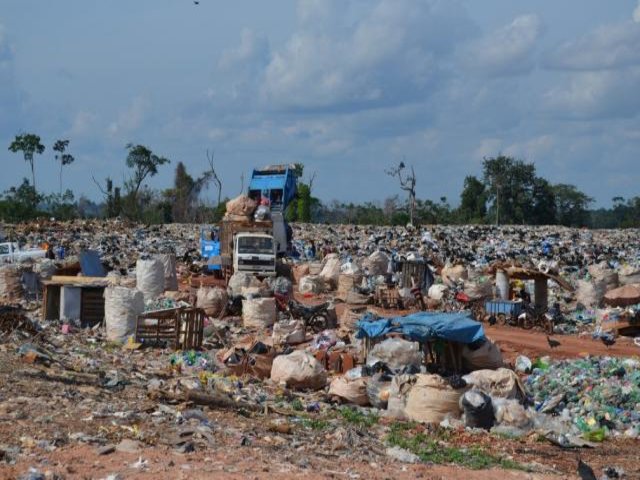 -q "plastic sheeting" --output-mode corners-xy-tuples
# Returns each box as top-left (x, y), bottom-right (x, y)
(356, 311), (485, 344)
